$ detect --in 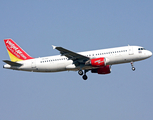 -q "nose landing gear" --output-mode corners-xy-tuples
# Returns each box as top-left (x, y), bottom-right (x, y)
(131, 62), (135, 71)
